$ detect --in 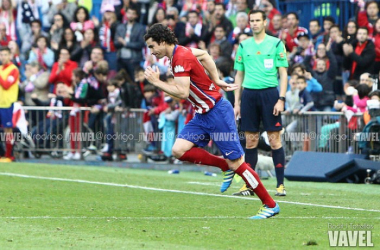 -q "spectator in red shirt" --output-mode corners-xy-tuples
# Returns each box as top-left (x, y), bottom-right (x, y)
(283, 12), (308, 52)
(49, 47), (78, 93)
(357, 0), (379, 37)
